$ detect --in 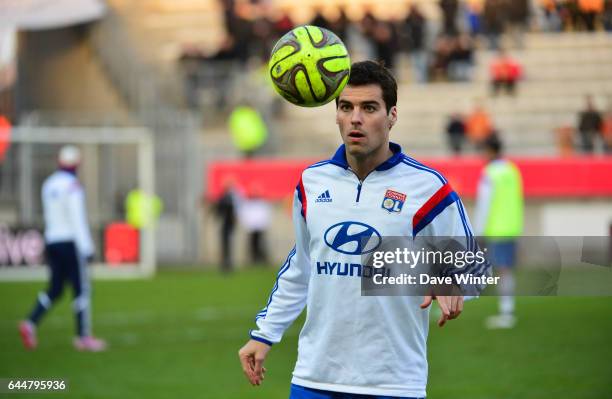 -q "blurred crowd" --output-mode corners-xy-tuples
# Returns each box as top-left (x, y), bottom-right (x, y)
(445, 94), (612, 156)
(539, 0), (612, 32)
(177, 0), (612, 157)
(179, 0), (612, 102)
